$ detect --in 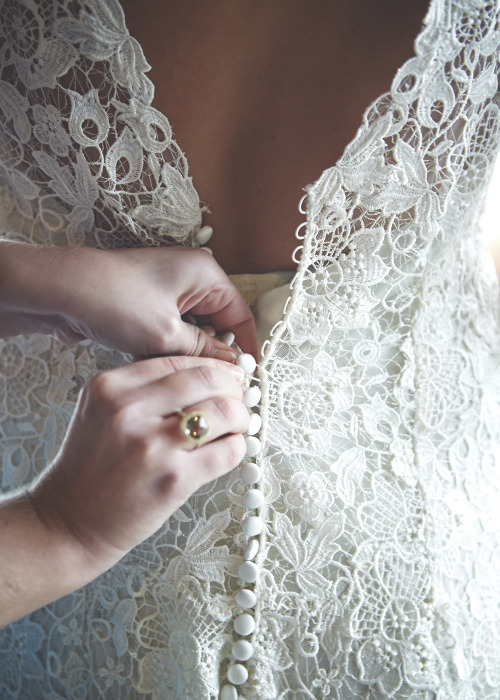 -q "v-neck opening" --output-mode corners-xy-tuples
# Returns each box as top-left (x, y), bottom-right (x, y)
(118, 0), (433, 257)
(117, 0), (434, 355)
